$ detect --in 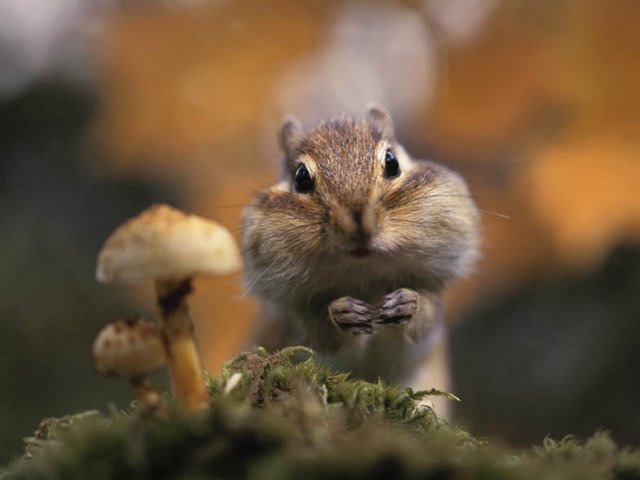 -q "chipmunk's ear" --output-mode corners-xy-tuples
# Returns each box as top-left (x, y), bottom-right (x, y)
(366, 103), (395, 140)
(279, 115), (303, 159)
